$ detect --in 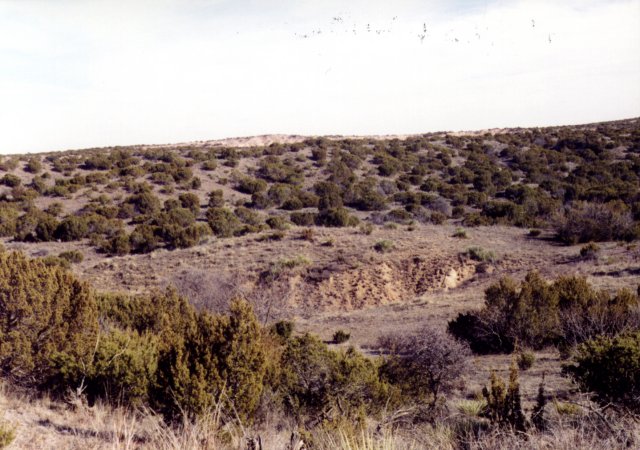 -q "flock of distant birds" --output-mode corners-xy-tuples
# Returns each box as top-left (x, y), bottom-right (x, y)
(292, 15), (553, 45)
